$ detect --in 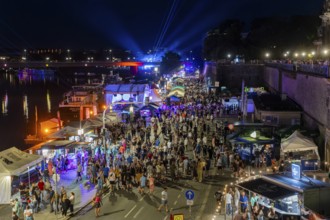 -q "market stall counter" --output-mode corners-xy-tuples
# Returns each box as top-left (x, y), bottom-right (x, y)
(236, 172), (330, 219)
(281, 131), (320, 171)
